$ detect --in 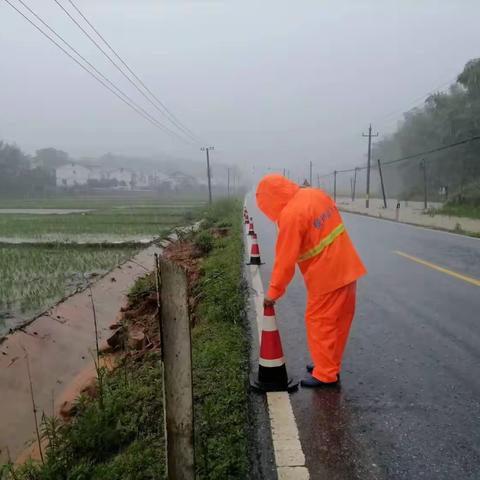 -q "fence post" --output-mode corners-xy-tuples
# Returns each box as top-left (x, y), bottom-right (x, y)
(377, 159), (387, 209)
(159, 258), (195, 480)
